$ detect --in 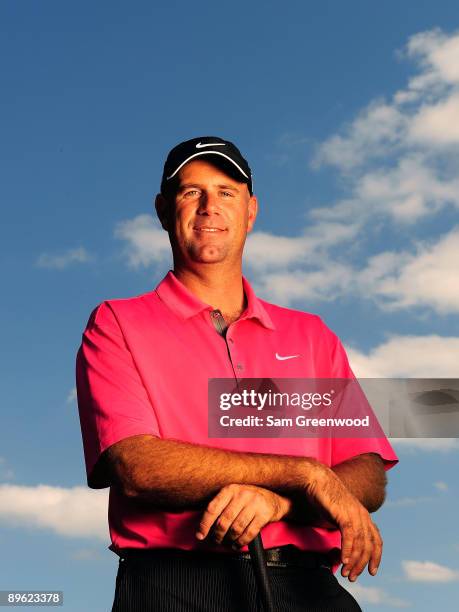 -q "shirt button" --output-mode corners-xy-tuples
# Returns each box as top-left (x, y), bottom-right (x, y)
(236, 364), (243, 370)
(229, 338), (234, 344)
